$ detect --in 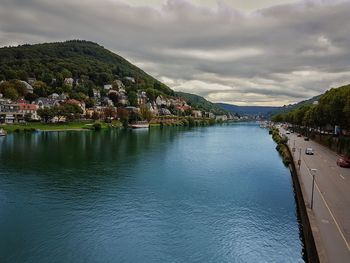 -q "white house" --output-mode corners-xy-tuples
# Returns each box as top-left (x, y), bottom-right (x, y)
(124, 77), (135, 83)
(64, 78), (74, 86)
(104, 84), (112, 90)
(215, 115), (228, 121)
(192, 110), (202, 118)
